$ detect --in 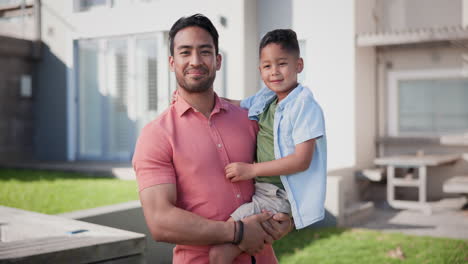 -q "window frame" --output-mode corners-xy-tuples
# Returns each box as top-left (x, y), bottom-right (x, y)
(387, 68), (468, 137)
